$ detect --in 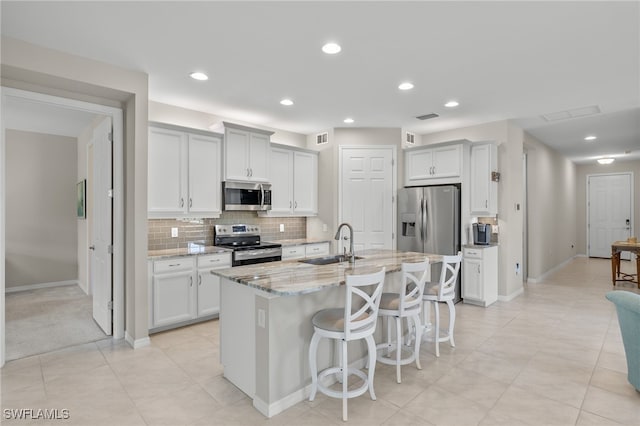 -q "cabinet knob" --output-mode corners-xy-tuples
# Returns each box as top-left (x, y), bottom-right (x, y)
(198, 275), (202, 285)
(294, 201), (297, 209)
(190, 276), (193, 287)
(189, 198), (193, 208)
(485, 200), (488, 208)
(180, 198), (184, 208)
